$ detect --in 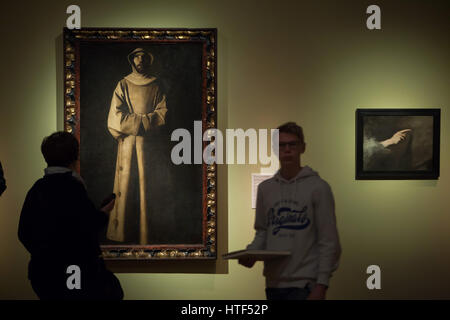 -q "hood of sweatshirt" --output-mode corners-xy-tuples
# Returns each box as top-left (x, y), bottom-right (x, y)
(273, 166), (319, 206)
(273, 166), (318, 184)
